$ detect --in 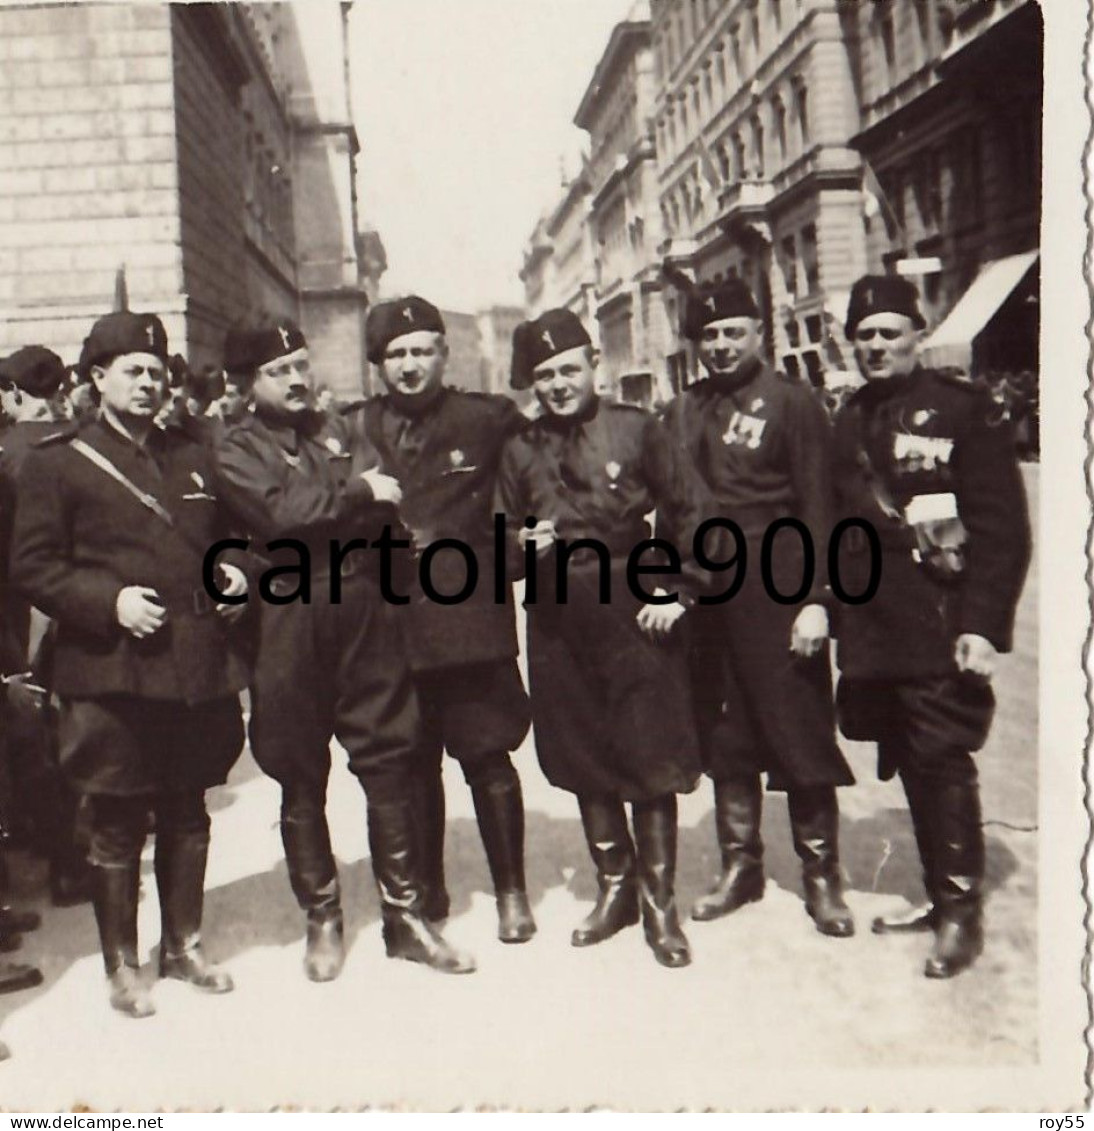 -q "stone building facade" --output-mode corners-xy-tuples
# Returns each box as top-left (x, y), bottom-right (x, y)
(521, 0), (1042, 395)
(0, 1), (372, 397)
